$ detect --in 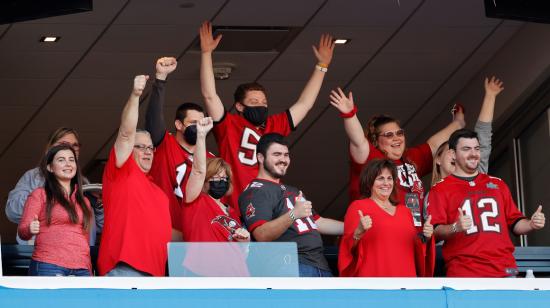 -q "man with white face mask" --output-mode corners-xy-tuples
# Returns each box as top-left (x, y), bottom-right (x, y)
(429, 129), (546, 277)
